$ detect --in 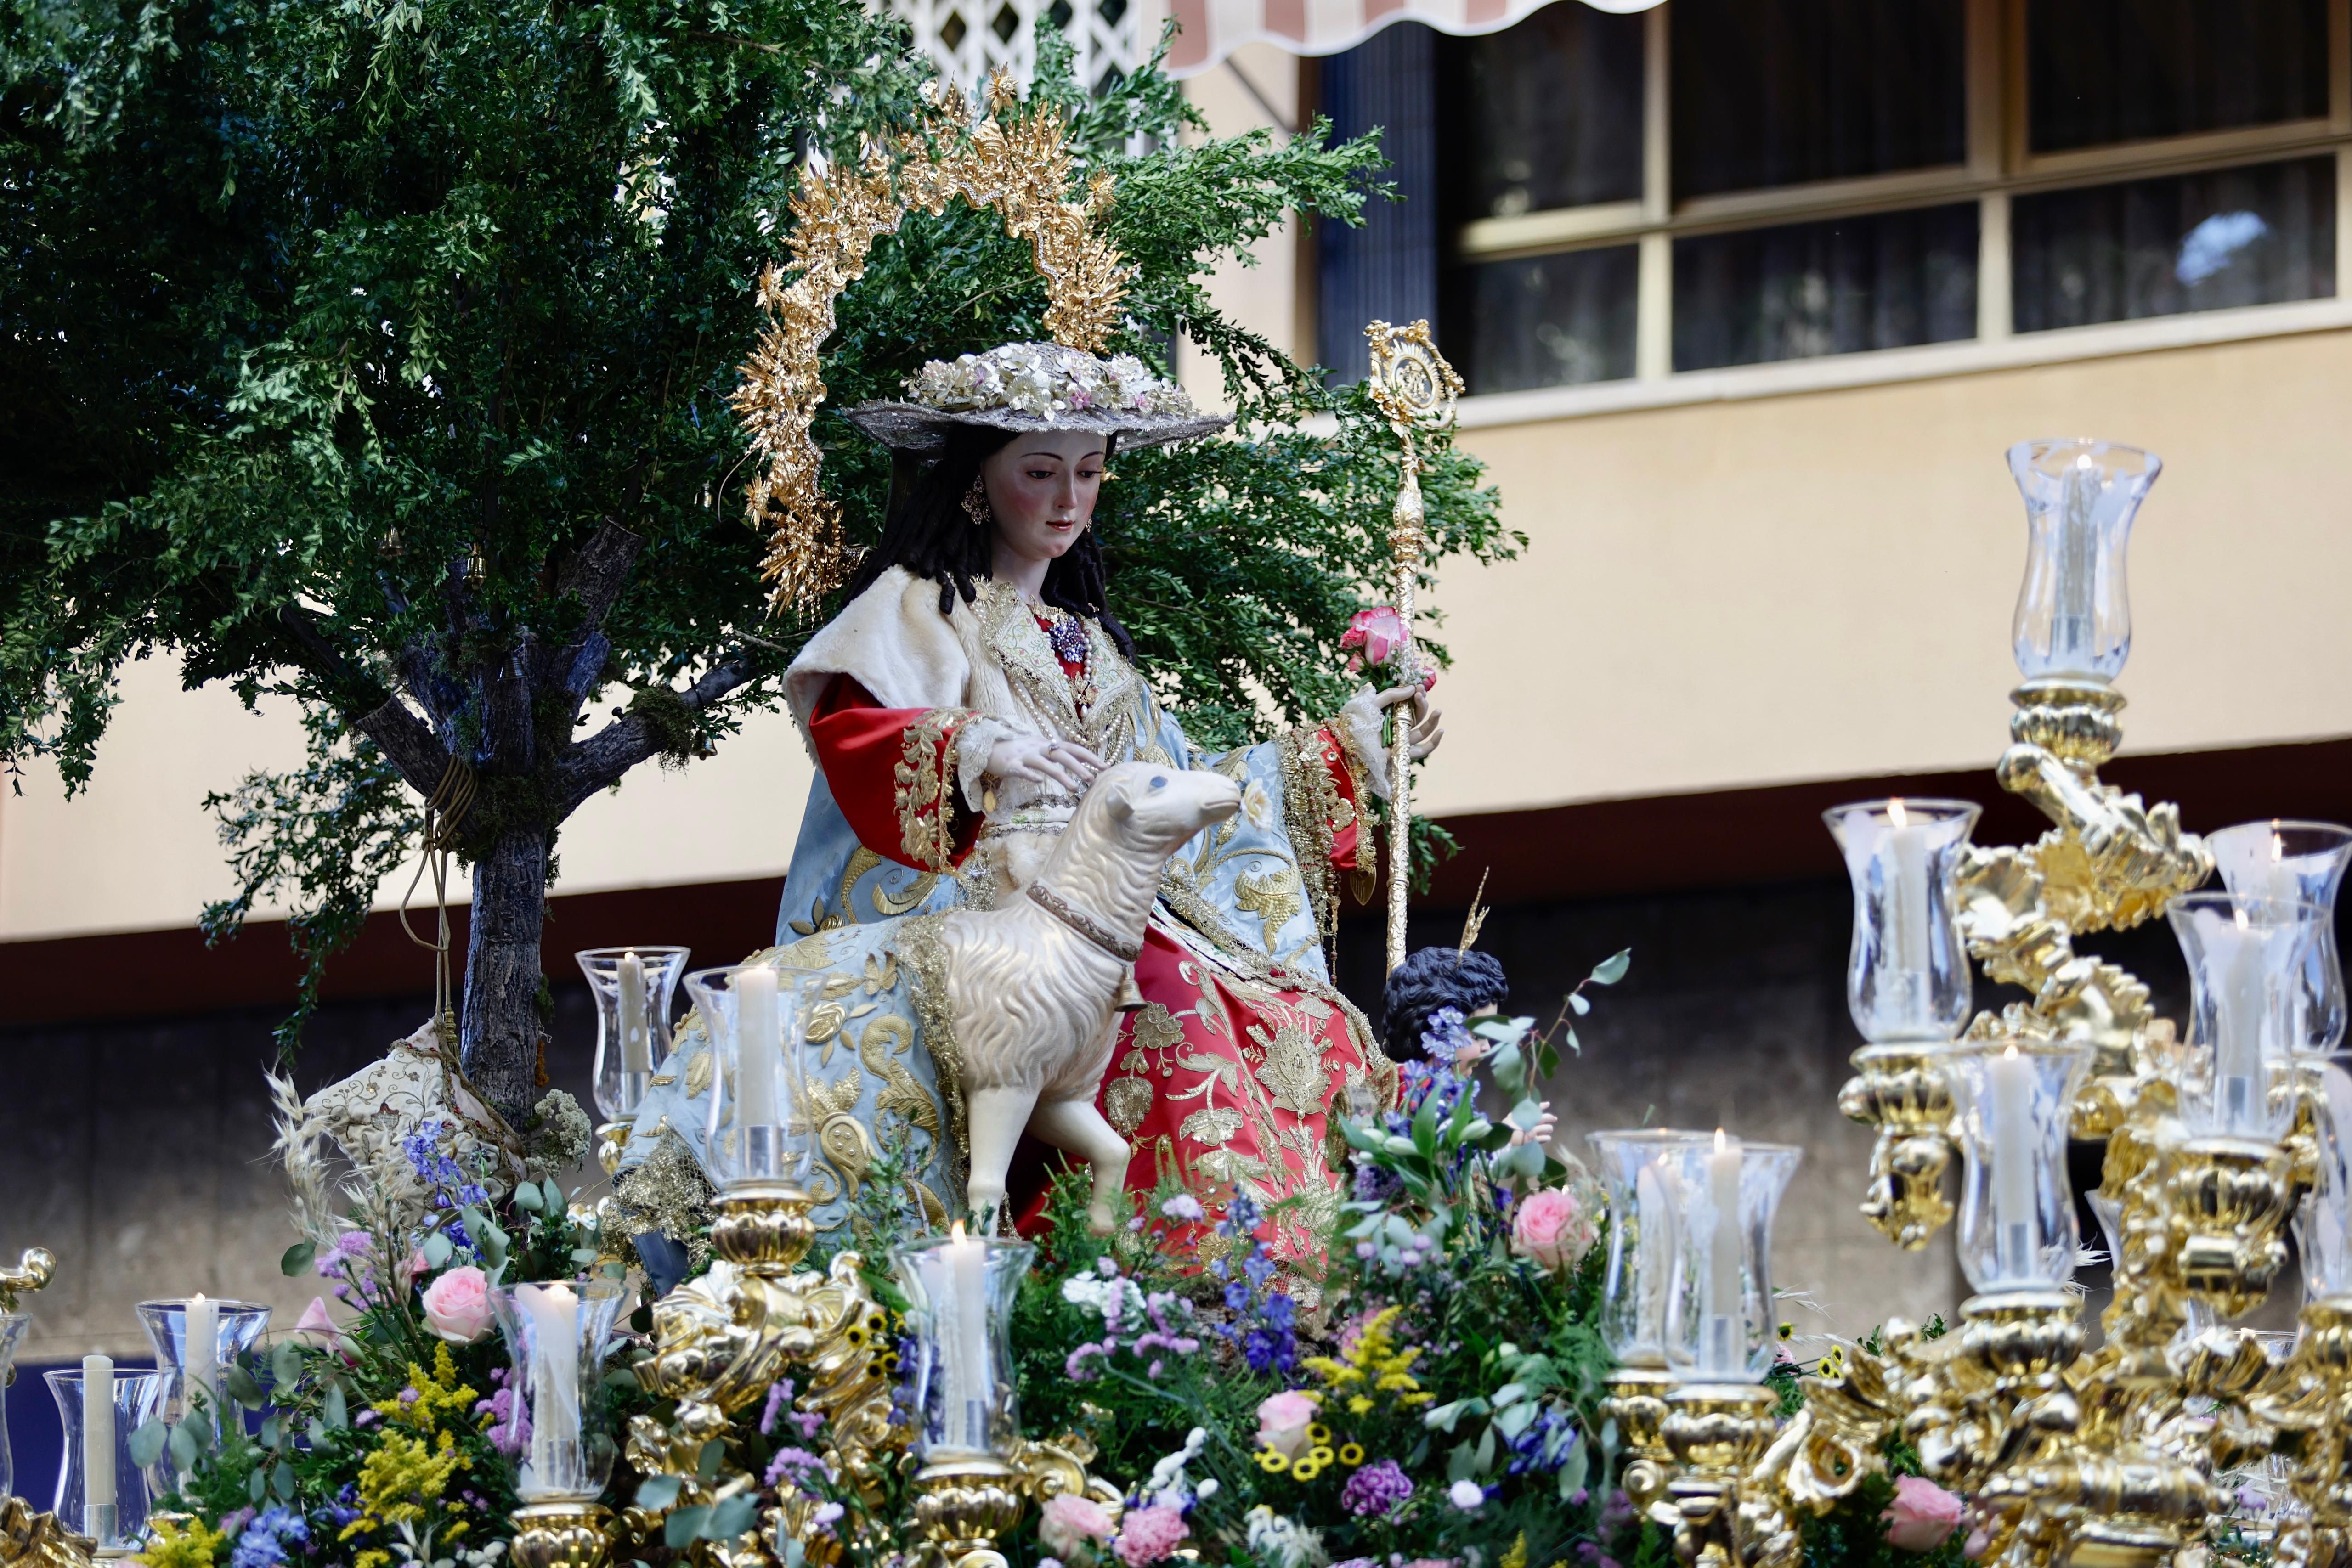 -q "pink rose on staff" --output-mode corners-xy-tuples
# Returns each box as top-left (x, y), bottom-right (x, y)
(1882, 1475), (1965, 1551)
(1255, 1389), (1320, 1459)
(1511, 1187), (1594, 1271)
(1113, 1505), (1189, 1567)
(1340, 605), (1408, 668)
(419, 1265), (494, 1343)
(1040, 1495), (1115, 1559)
